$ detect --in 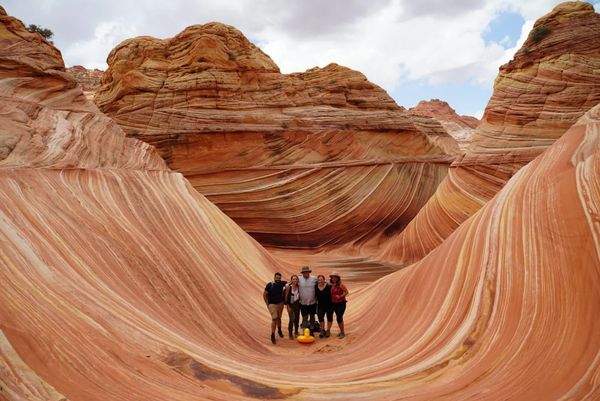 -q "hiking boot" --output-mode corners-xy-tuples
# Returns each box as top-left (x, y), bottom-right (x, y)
(289, 331), (294, 340)
(271, 333), (276, 344)
(278, 329), (284, 338)
(319, 331), (326, 338)
(337, 332), (345, 339)
(295, 331), (300, 338)
(325, 330), (330, 337)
